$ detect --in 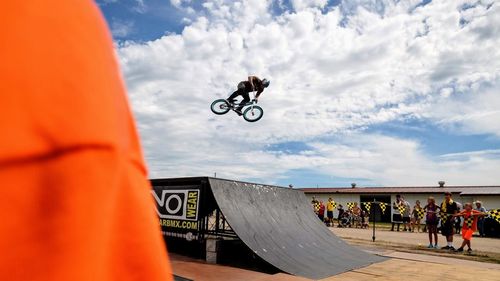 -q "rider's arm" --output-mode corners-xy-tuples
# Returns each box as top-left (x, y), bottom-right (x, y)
(255, 88), (264, 98)
(248, 76), (264, 99)
(248, 76), (258, 91)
